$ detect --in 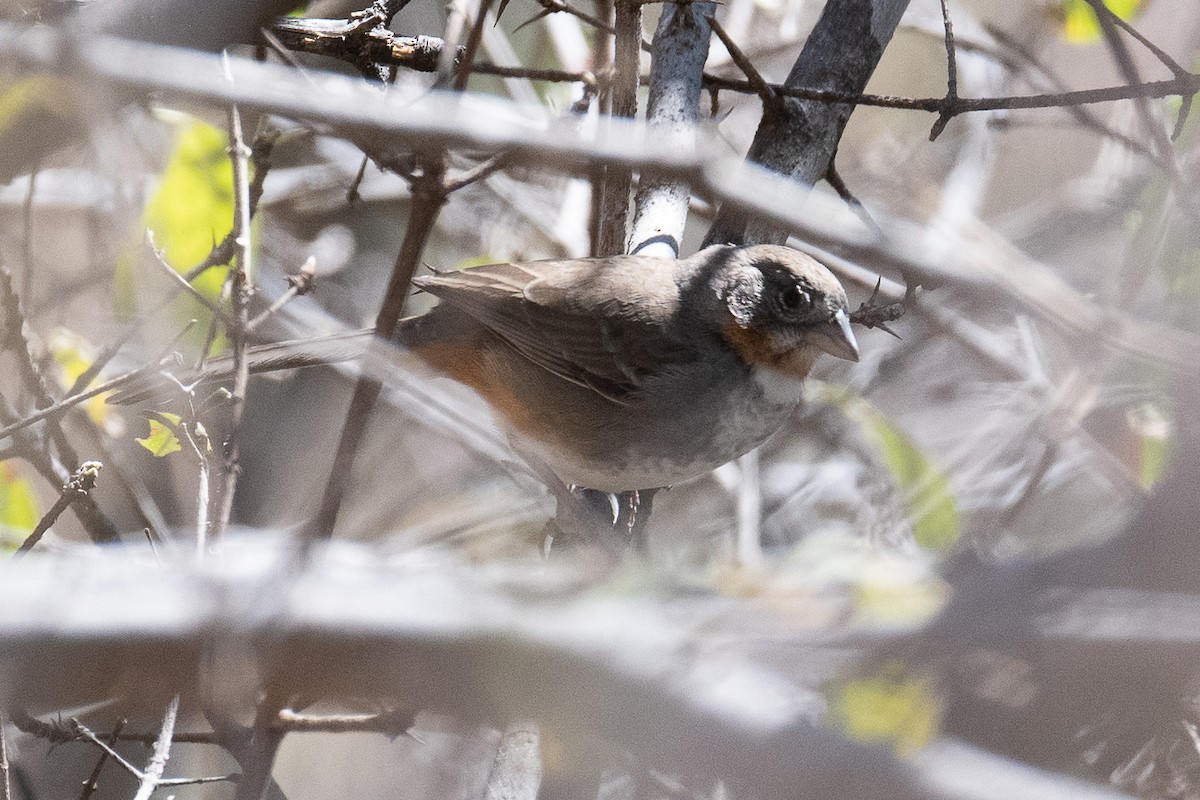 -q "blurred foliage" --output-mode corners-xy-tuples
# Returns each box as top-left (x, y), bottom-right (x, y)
(0, 73), (80, 183)
(115, 115), (237, 350)
(137, 412), (184, 457)
(827, 662), (941, 756)
(1059, 0), (1143, 44)
(47, 328), (123, 437)
(816, 386), (961, 552)
(1128, 403), (1171, 489)
(0, 461), (38, 549)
